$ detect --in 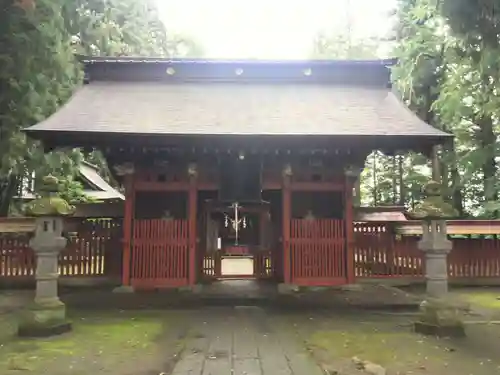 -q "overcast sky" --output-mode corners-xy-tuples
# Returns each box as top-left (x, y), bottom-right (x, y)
(155, 0), (396, 59)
